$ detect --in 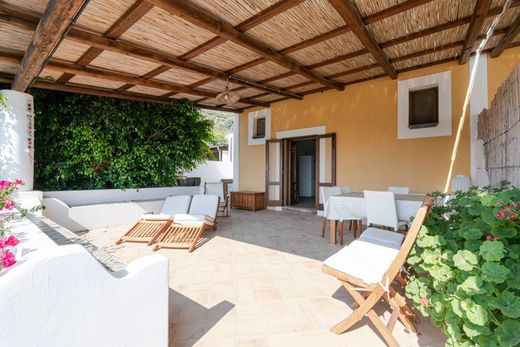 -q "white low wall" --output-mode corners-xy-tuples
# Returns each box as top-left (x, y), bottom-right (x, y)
(44, 186), (202, 206)
(185, 160), (233, 183)
(42, 186), (203, 231)
(0, 217), (168, 347)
